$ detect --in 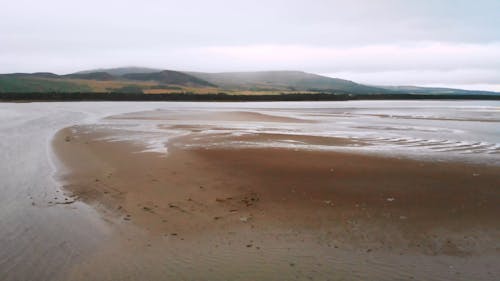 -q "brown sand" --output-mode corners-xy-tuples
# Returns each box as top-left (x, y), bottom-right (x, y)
(54, 126), (499, 254)
(52, 119), (500, 280)
(109, 110), (315, 123)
